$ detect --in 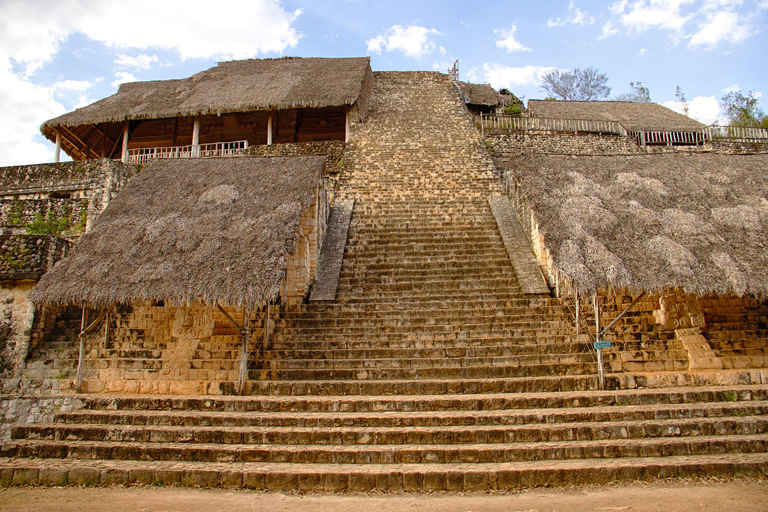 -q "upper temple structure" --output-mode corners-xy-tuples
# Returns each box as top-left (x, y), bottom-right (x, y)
(1, 56), (767, 490)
